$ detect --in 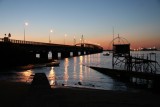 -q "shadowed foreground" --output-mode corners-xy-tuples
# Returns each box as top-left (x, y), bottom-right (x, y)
(0, 80), (160, 107)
